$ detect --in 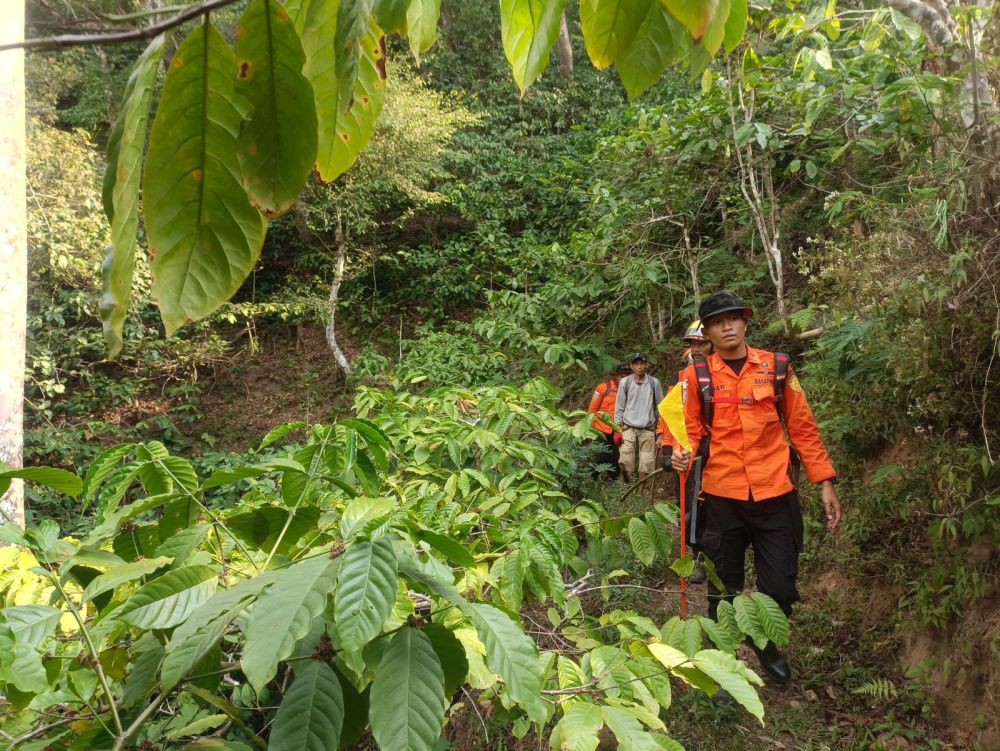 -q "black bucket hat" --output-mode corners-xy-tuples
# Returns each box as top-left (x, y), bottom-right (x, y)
(630, 353), (648, 363)
(698, 290), (753, 323)
(614, 363), (632, 374)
